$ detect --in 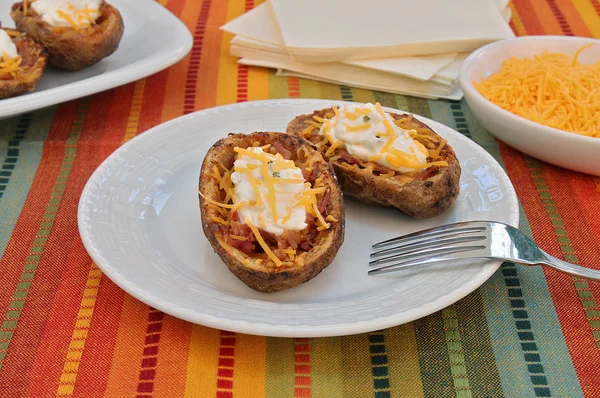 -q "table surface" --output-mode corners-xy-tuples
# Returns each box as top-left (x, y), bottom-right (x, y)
(1, 0), (600, 397)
